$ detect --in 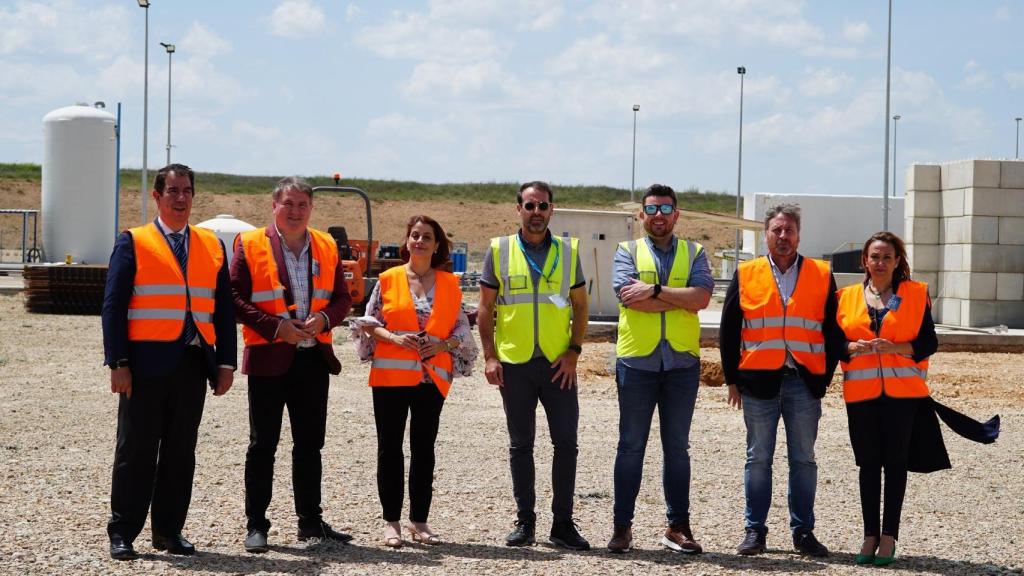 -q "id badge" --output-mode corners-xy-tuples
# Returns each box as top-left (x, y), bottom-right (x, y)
(549, 294), (570, 308)
(507, 275), (528, 290)
(887, 294), (902, 311)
